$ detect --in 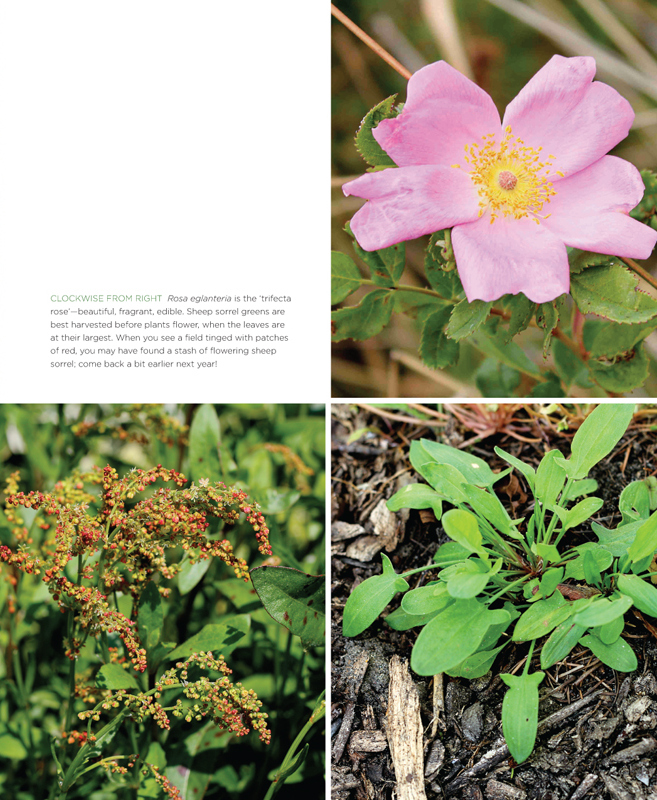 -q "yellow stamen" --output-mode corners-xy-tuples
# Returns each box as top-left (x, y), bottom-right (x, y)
(453, 127), (561, 224)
